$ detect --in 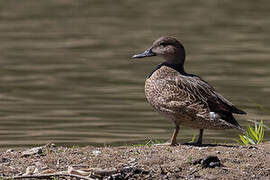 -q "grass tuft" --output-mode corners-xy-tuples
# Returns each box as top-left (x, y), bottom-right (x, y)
(235, 120), (264, 145)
